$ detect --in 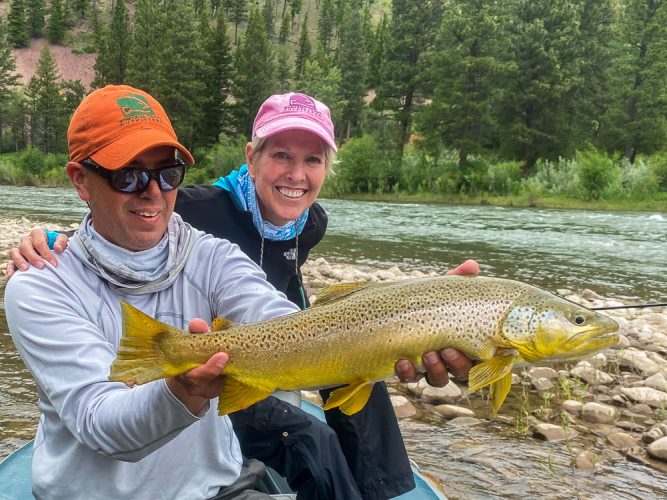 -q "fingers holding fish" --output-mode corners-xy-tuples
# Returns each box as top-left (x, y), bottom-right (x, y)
(166, 352), (230, 414)
(445, 259), (480, 277)
(441, 348), (472, 382)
